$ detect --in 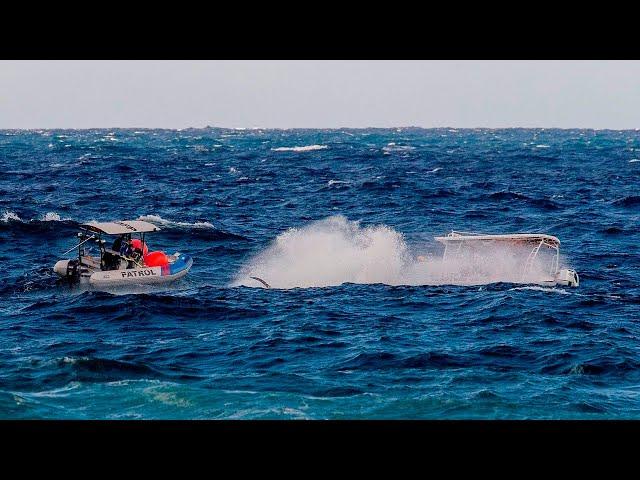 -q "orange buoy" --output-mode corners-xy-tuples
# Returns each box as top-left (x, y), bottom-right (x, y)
(144, 251), (169, 267)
